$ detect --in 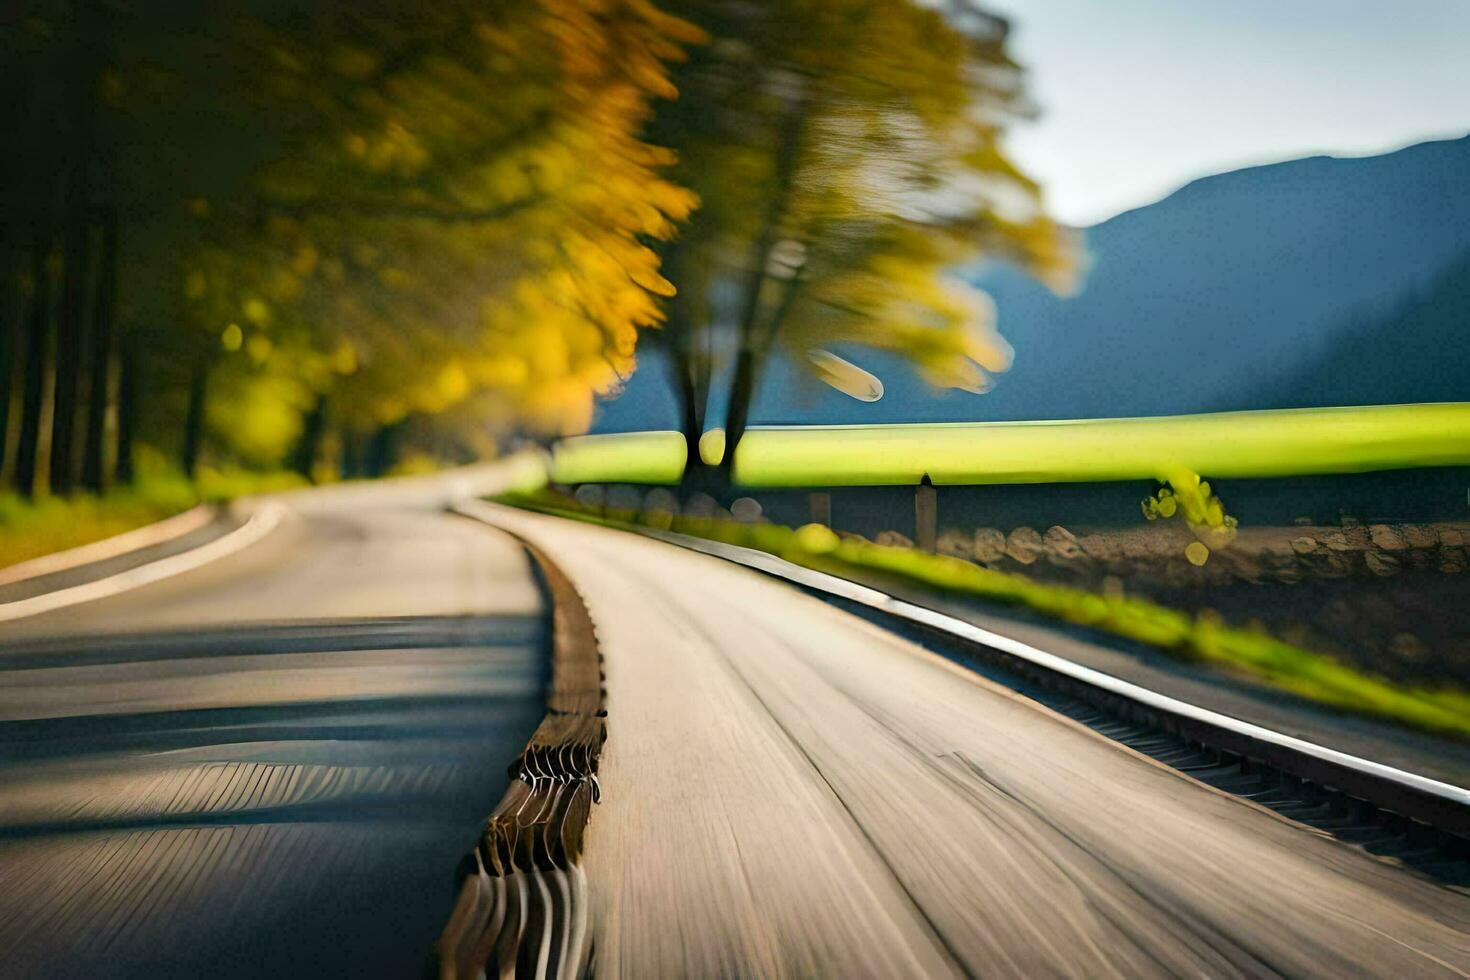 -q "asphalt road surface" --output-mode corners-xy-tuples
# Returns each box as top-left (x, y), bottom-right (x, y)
(478, 504), (1470, 978)
(0, 480), (548, 977)
(3, 474), (1469, 977)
